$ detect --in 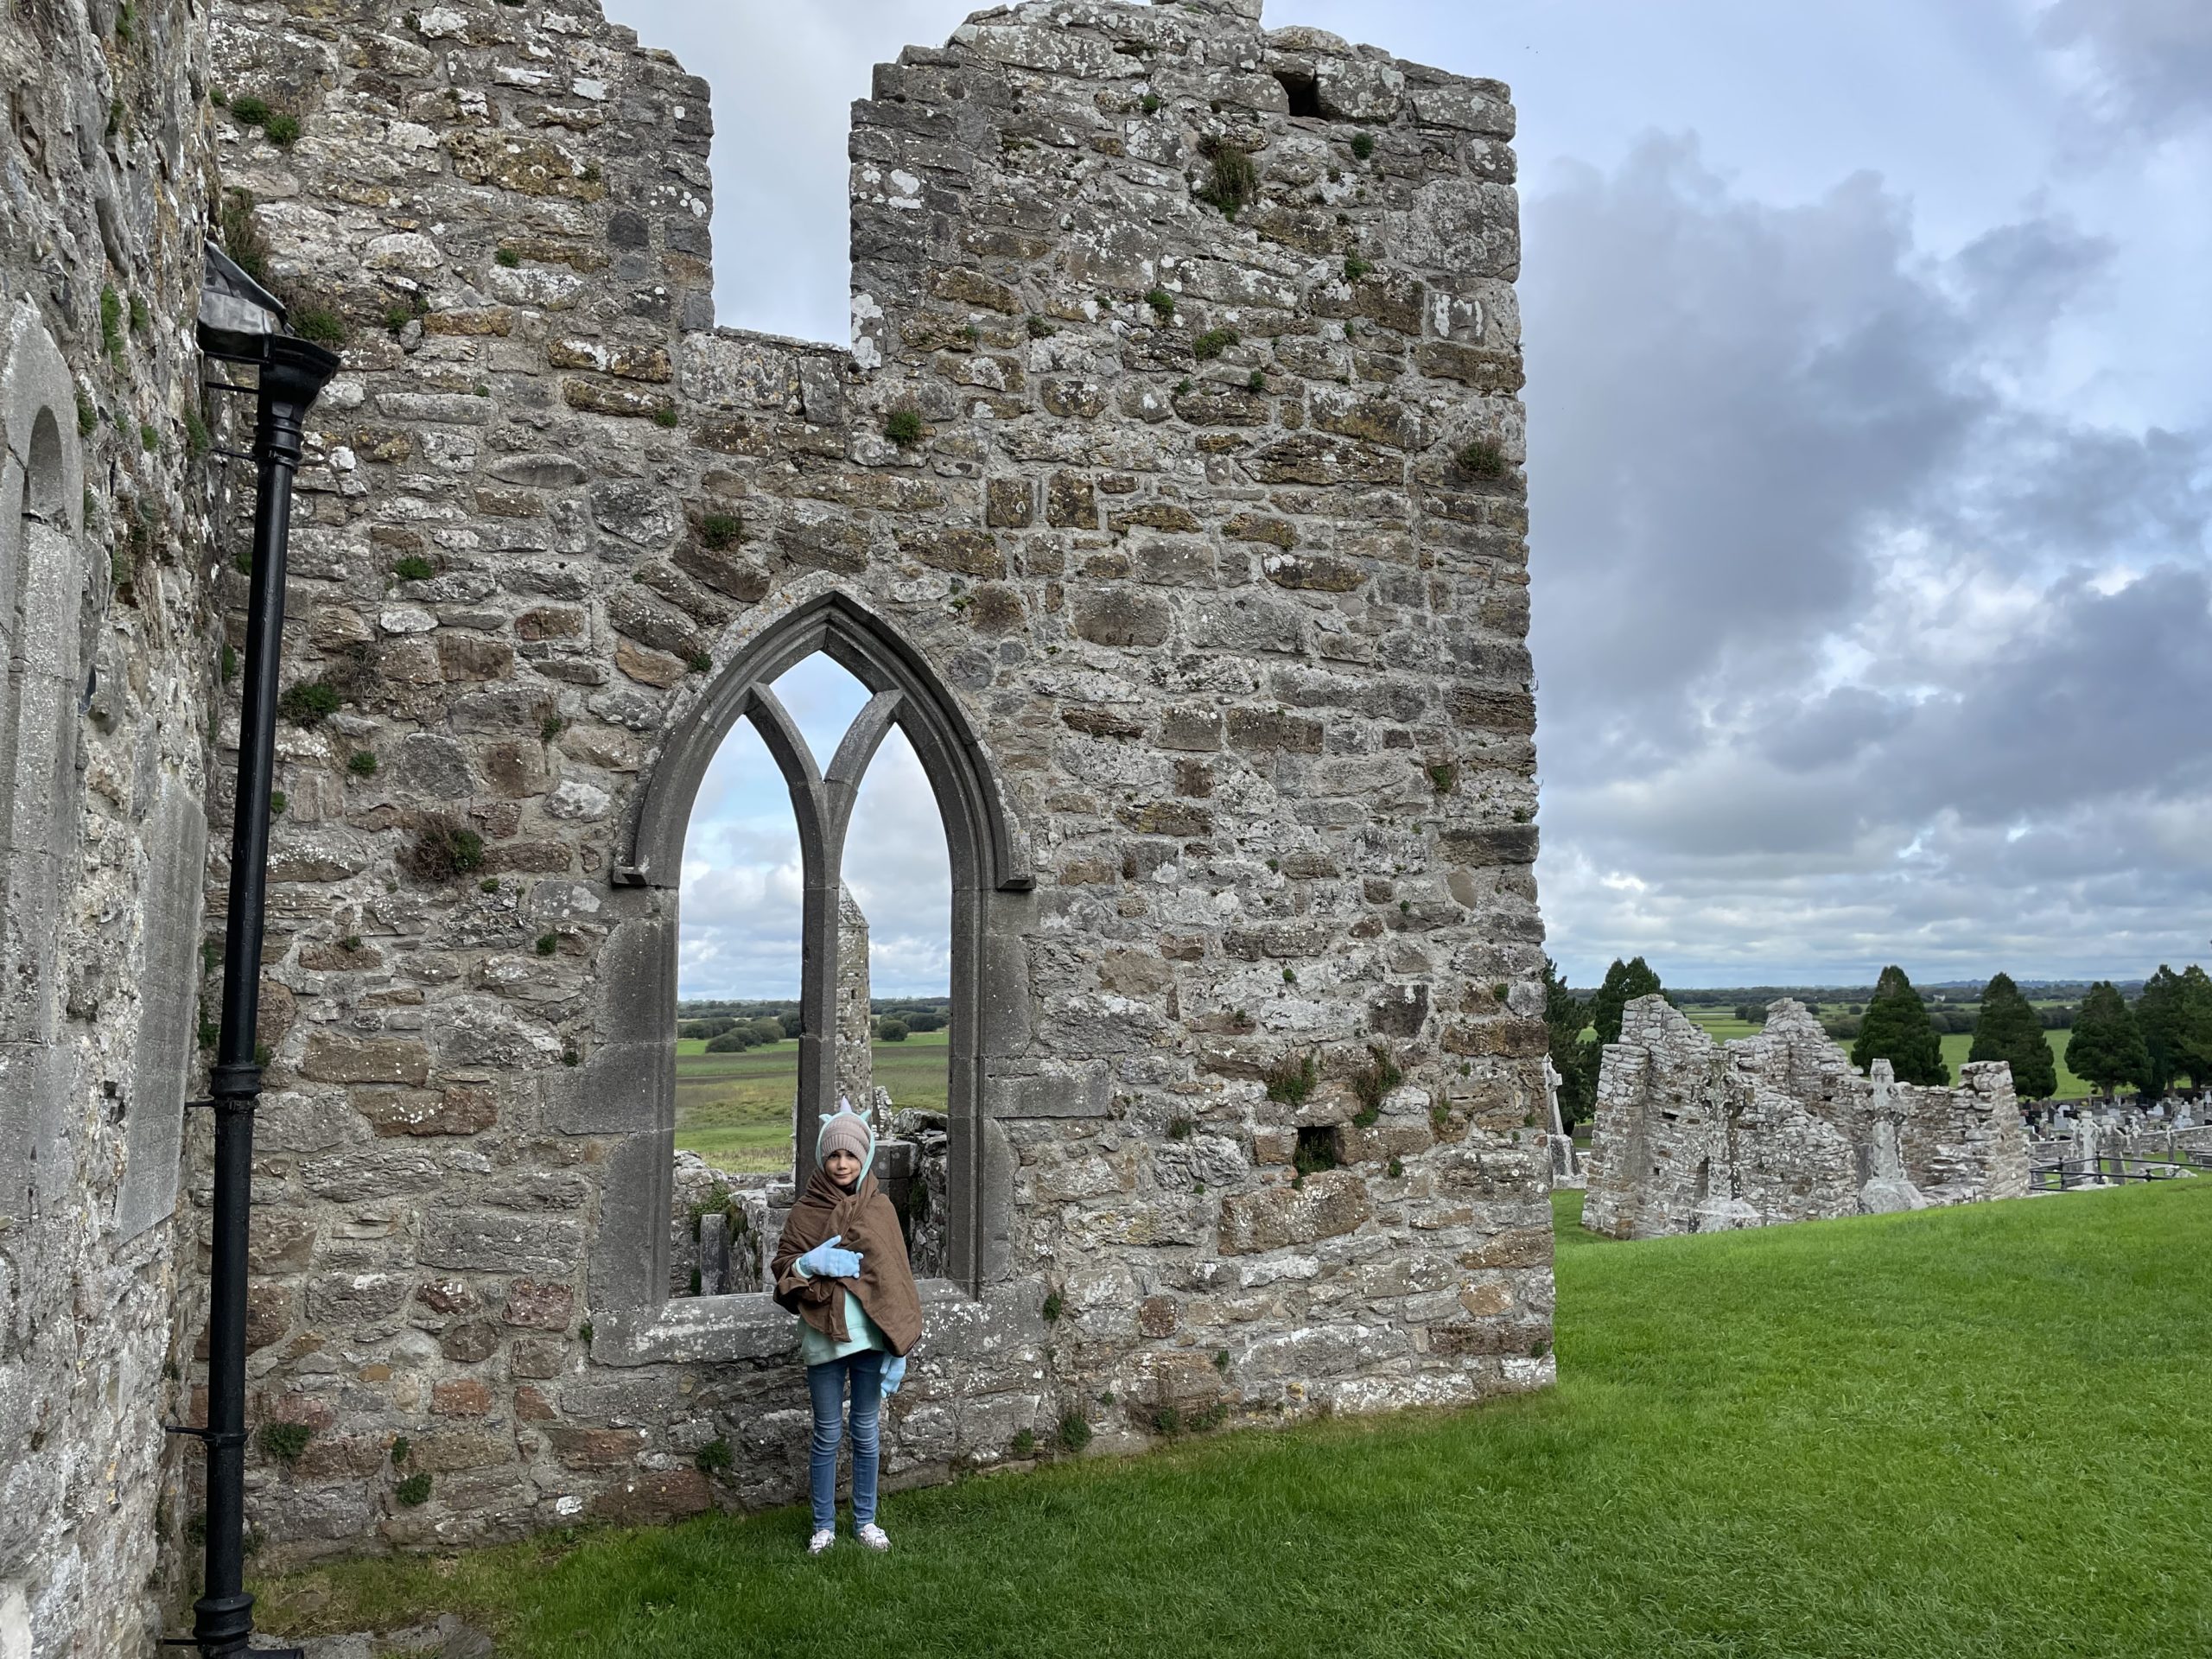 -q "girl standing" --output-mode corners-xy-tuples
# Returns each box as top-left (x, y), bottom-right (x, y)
(771, 1103), (922, 1554)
